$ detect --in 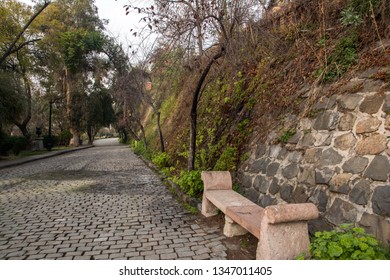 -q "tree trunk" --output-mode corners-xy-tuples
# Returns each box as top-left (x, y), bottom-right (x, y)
(70, 128), (80, 146)
(13, 71), (32, 142)
(156, 111), (165, 153)
(188, 48), (225, 171)
(65, 68), (80, 147)
(87, 124), (93, 145)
